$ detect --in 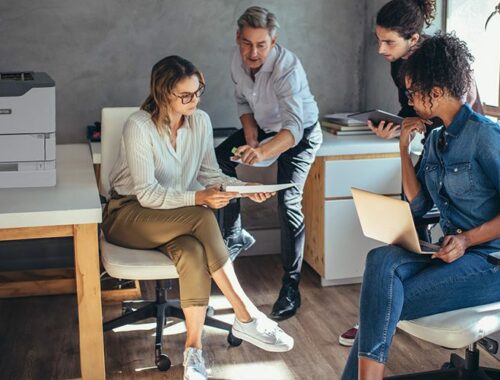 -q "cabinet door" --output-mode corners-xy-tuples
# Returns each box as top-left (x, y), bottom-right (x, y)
(325, 158), (401, 198)
(324, 199), (384, 282)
